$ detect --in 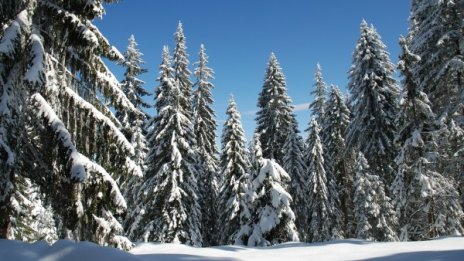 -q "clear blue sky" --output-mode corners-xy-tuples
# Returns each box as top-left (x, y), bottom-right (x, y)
(96, 0), (410, 142)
